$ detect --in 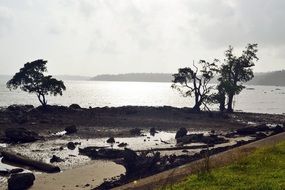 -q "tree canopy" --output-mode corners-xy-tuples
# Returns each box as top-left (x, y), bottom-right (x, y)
(217, 43), (259, 112)
(7, 59), (66, 106)
(172, 60), (218, 112)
